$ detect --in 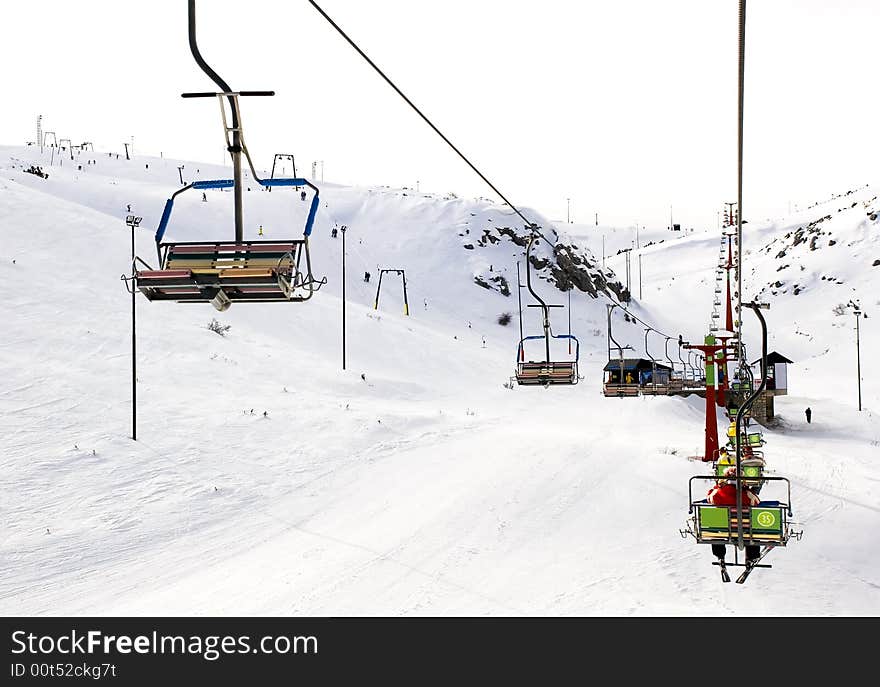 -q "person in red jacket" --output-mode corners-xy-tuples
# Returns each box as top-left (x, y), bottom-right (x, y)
(708, 466), (761, 507)
(708, 466), (761, 567)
